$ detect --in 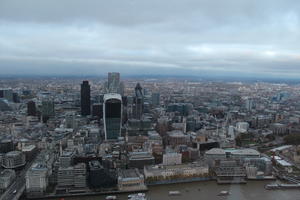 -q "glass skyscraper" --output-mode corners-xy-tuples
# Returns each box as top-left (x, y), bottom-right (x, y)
(81, 81), (91, 116)
(103, 93), (122, 140)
